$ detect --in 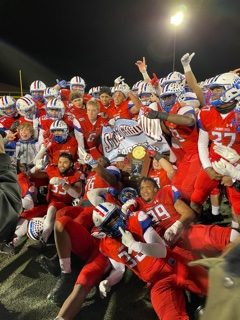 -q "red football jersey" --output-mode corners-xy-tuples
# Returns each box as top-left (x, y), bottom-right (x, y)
(74, 115), (107, 151)
(198, 106), (240, 160)
(100, 211), (168, 283)
(148, 168), (171, 188)
(0, 115), (17, 131)
(46, 164), (81, 203)
(83, 170), (116, 203)
(136, 185), (181, 236)
(39, 114), (73, 132)
(106, 100), (133, 119)
(47, 135), (78, 165)
(164, 102), (199, 155)
(98, 100), (115, 118)
(34, 100), (46, 117)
